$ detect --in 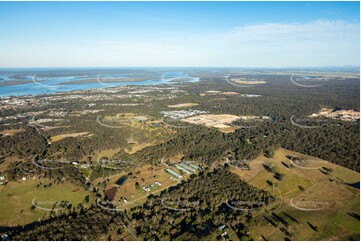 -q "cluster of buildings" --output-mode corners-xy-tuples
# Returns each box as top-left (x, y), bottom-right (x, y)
(142, 181), (162, 192)
(1, 85), (188, 125)
(71, 161), (92, 169)
(166, 161), (200, 179)
(0, 175), (7, 185)
(0, 97), (45, 111)
(161, 109), (209, 120)
(70, 109), (104, 117)
(240, 94), (262, 97)
(0, 111), (43, 125)
(71, 86), (186, 102)
(0, 84), (187, 108)
(218, 224), (230, 240)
